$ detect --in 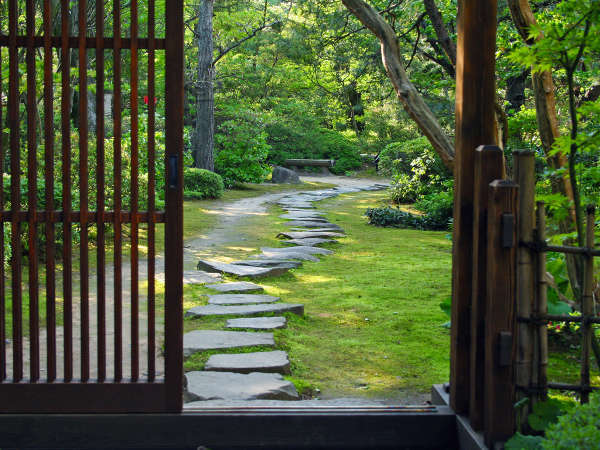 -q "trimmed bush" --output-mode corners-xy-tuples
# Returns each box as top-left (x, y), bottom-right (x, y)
(413, 184), (454, 230)
(184, 168), (224, 200)
(365, 206), (450, 231)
